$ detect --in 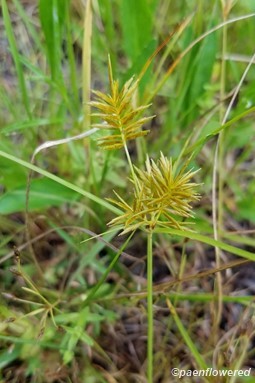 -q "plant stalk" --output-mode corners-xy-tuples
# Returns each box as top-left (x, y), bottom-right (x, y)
(123, 140), (139, 194)
(147, 229), (153, 383)
(82, 0), (92, 132)
(212, 1), (229, 335)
